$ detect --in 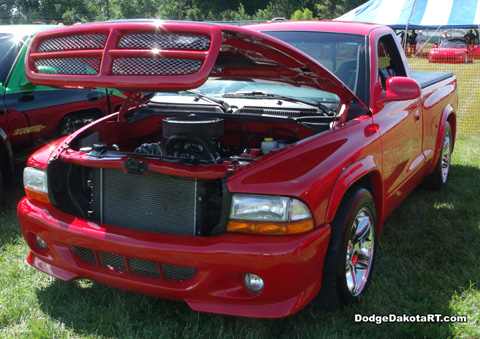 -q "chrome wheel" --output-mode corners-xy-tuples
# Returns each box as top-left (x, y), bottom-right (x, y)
(441, 130), (451, 184)
(345, 207), (375, 297)
(313, 187), (376, 310)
